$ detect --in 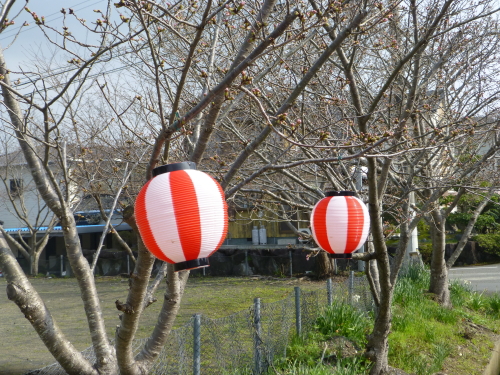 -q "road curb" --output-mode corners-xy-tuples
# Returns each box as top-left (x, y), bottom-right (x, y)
(484, 338), (500, 375)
